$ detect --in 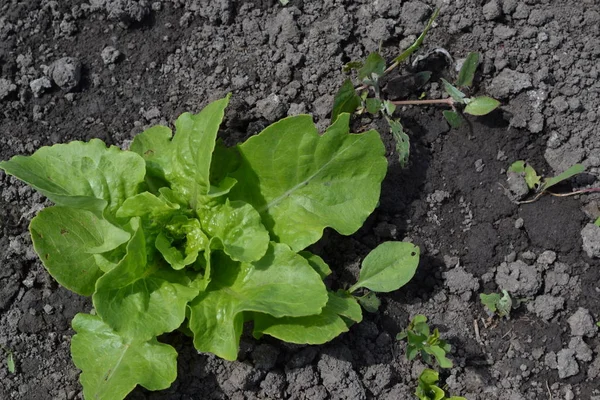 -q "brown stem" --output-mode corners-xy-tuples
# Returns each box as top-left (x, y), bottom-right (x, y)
(391, 98), (455, 106)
